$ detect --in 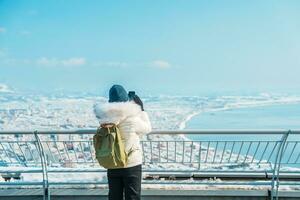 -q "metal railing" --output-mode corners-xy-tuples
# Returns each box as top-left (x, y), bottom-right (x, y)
(0, 129), (299, 200)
